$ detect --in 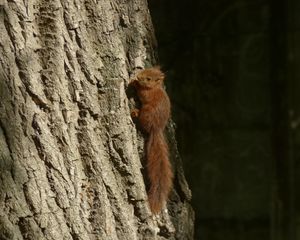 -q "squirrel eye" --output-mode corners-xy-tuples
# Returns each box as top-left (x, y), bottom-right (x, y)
(146, 77), (151, 81)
